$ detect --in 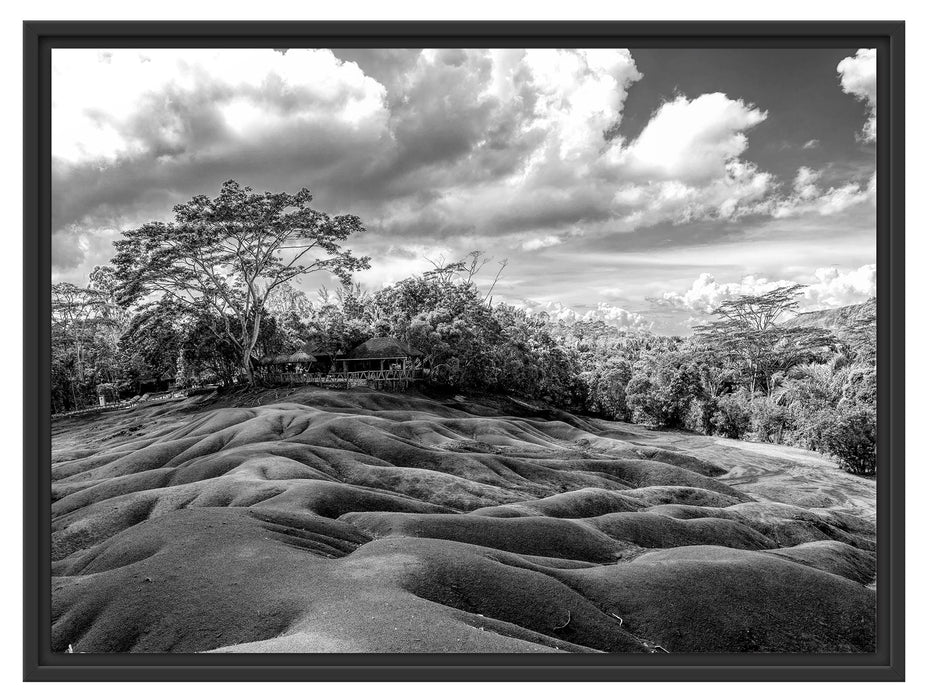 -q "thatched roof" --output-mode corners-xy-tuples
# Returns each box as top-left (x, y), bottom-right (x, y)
(259, 341), (331, 365)
(258, 353), (292, 366)
(285, 350), (316, 363)
(346, 337), (422, 359)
